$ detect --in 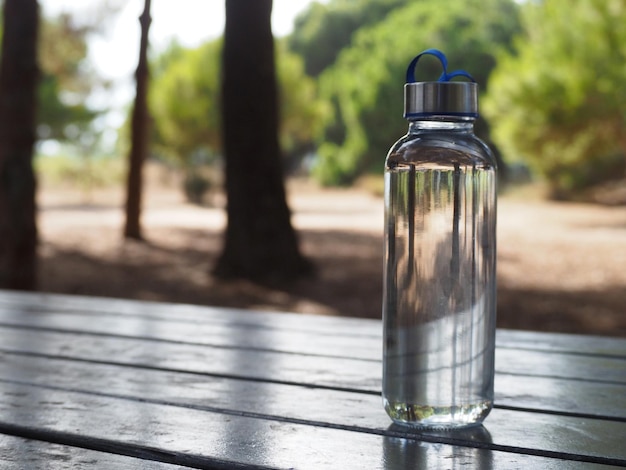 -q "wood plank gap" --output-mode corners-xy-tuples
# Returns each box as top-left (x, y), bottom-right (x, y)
(383, 427), (626, 468)
(496, 370), (626, 386)
(493, 404), (626, 424)
(5, 345), (624, 399)
(0, 350), (382, 396)
(0, 304), (381, 339)
(497, 345), (626, 361)
(5, 362), (624, 427)
(0, 423), (277, 470)
(0, 322), (379, 362)
(3, 378), (626, 468)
